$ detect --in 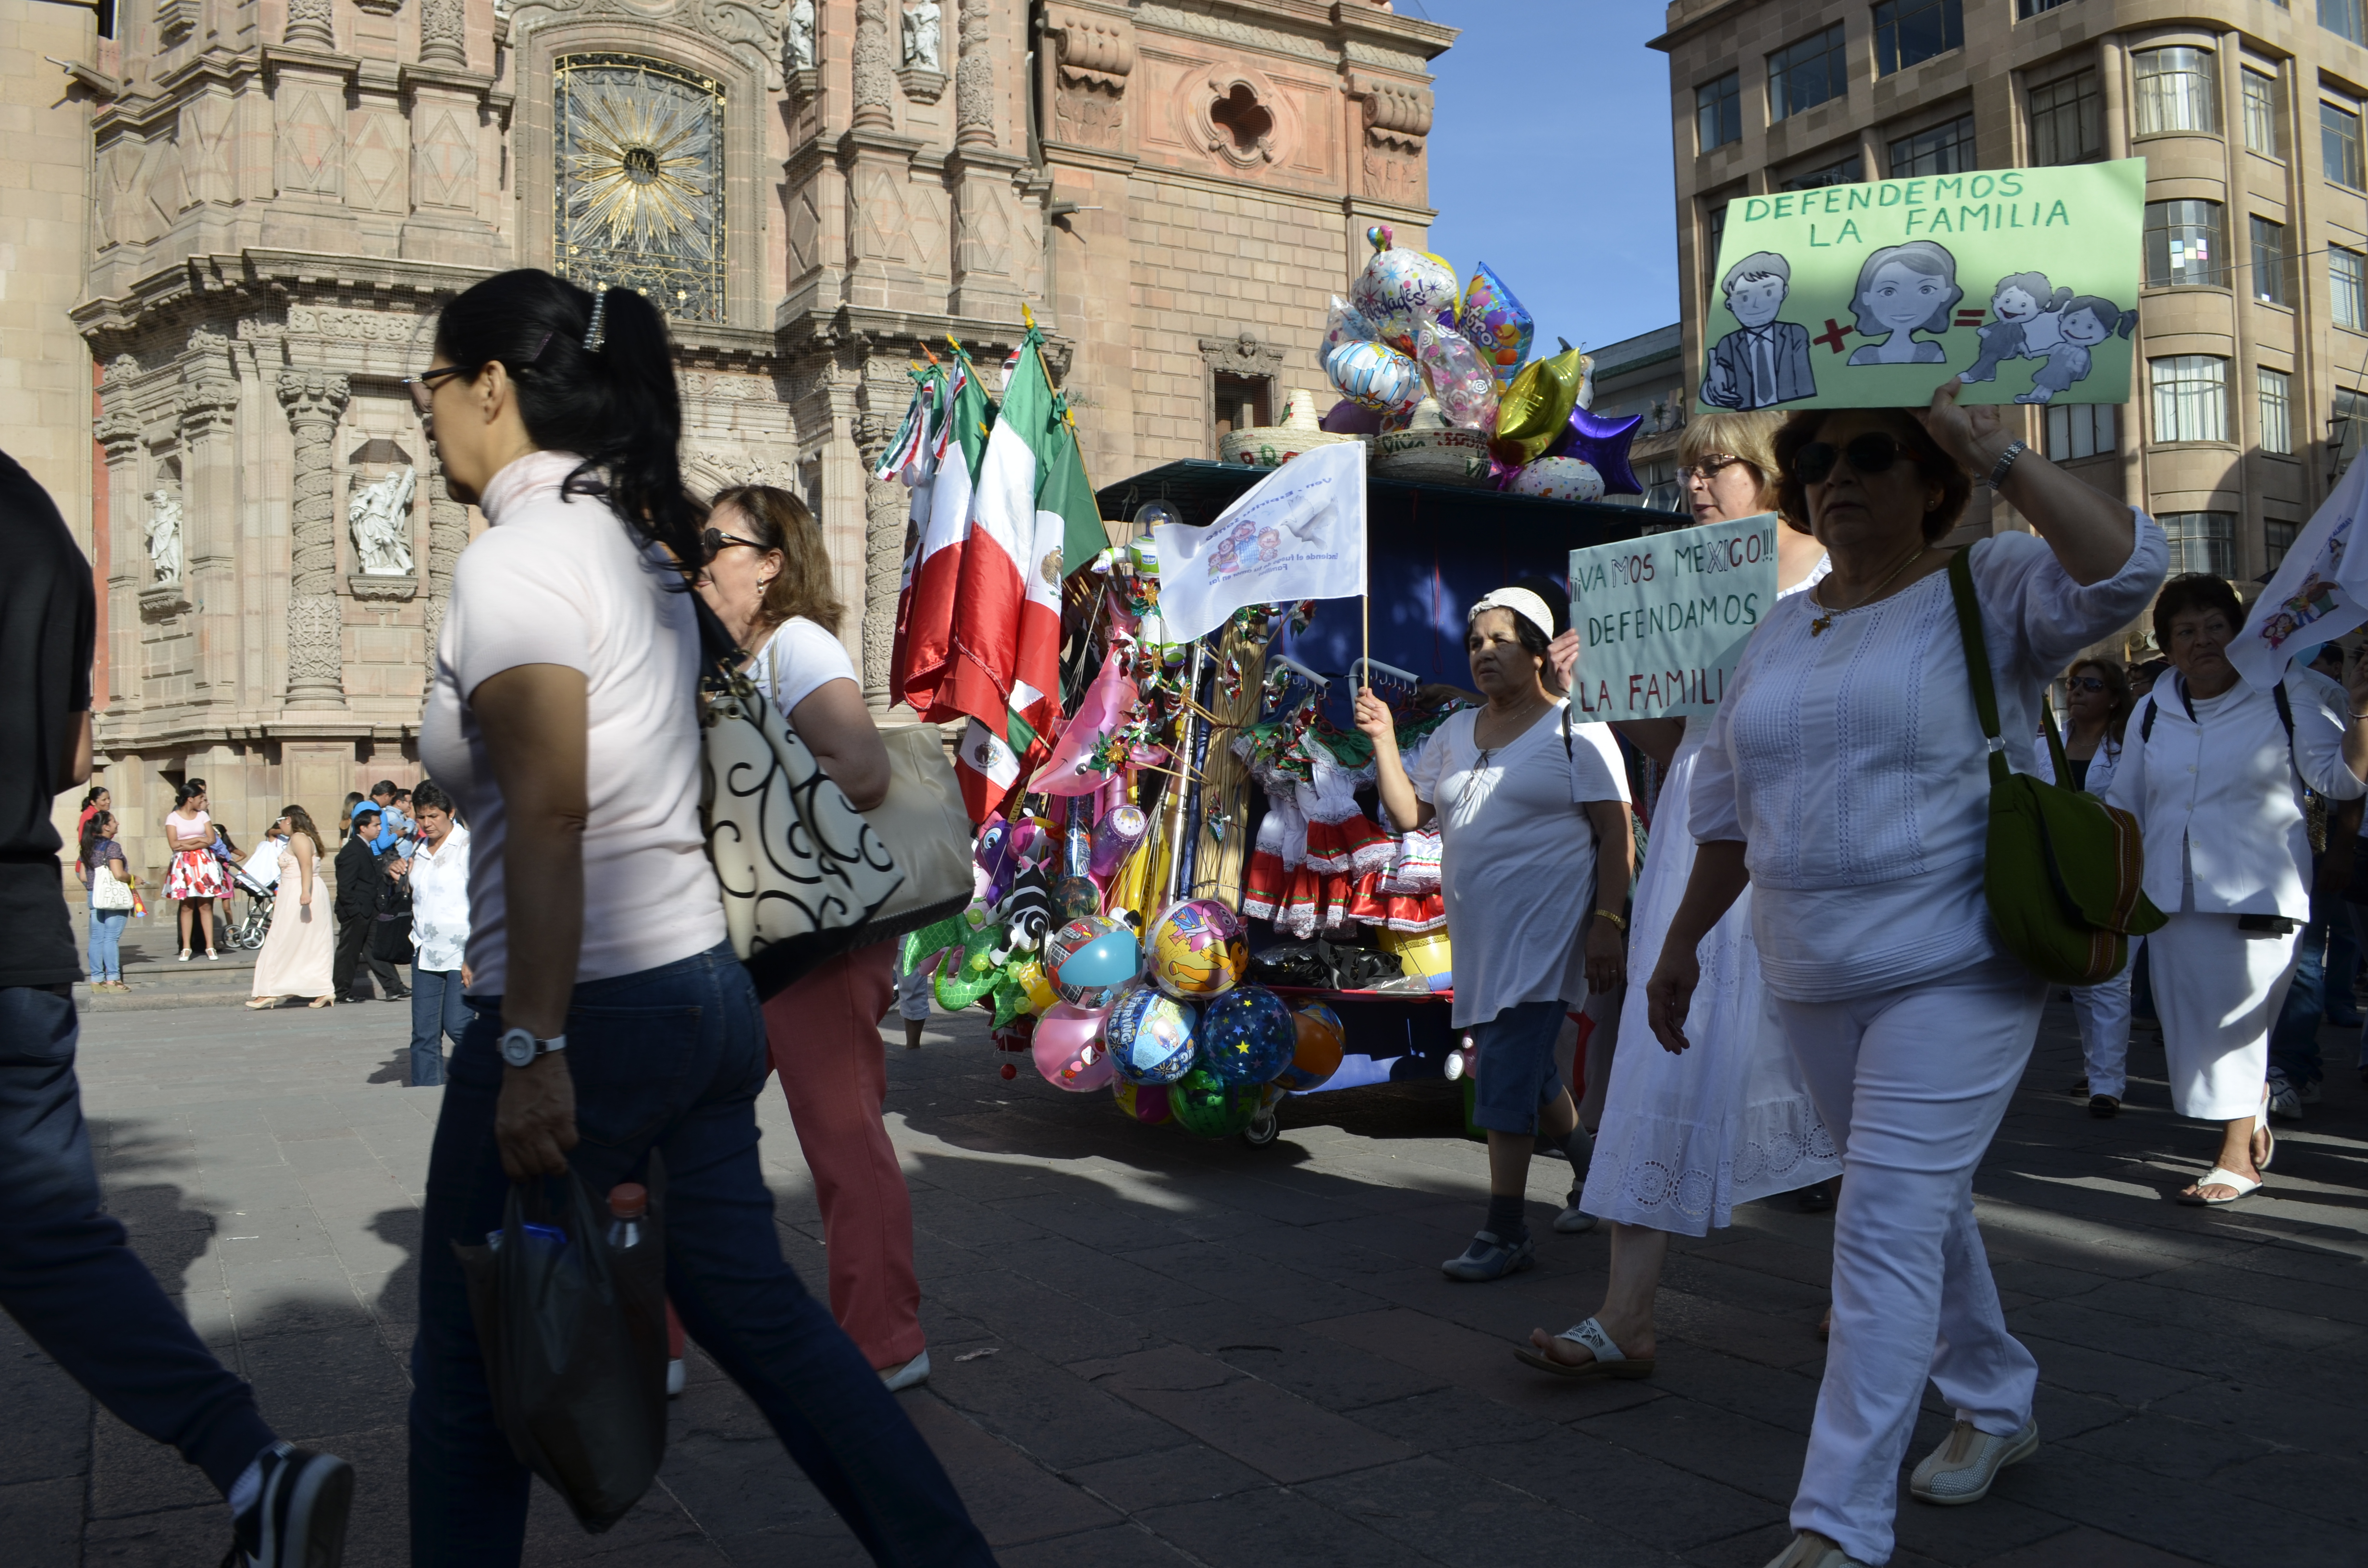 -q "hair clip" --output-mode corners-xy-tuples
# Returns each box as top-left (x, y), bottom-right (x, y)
(583, 283), (610, 352)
